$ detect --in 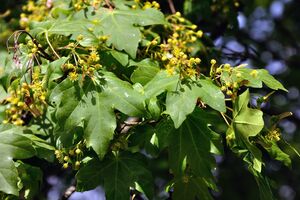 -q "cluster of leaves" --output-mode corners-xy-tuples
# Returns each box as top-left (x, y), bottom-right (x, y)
(0, 0), (295, 199)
